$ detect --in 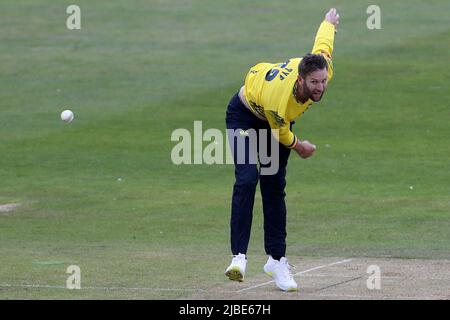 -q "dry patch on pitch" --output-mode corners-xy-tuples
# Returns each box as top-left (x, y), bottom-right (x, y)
(187, 256), (450, 300)
(0, 203), (20, 215)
